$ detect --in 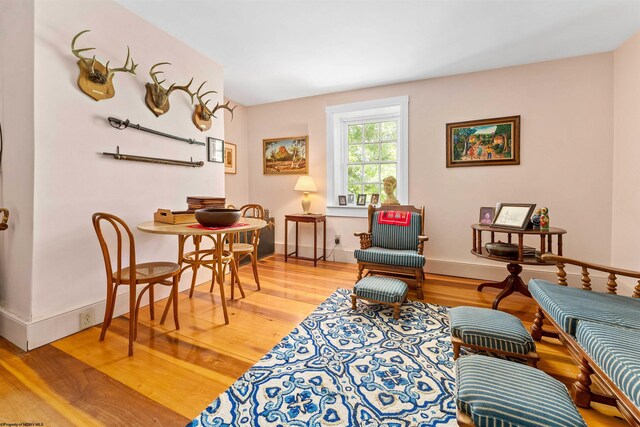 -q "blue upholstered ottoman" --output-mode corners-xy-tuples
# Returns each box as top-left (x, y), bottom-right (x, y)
(449, 306), (539, 367)
(351, 275), (408, 319)
(456, 355), (587, 427)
